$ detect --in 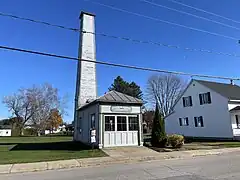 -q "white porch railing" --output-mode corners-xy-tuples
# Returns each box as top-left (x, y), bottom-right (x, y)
(233, 128), (240, 136)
